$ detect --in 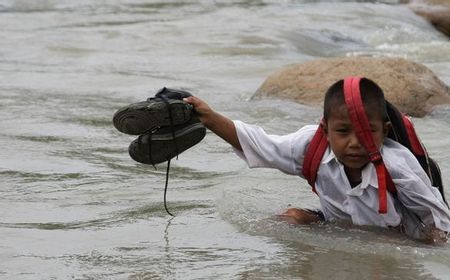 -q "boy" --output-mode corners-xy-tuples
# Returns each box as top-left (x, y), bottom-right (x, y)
(184, 77), (450, 244)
